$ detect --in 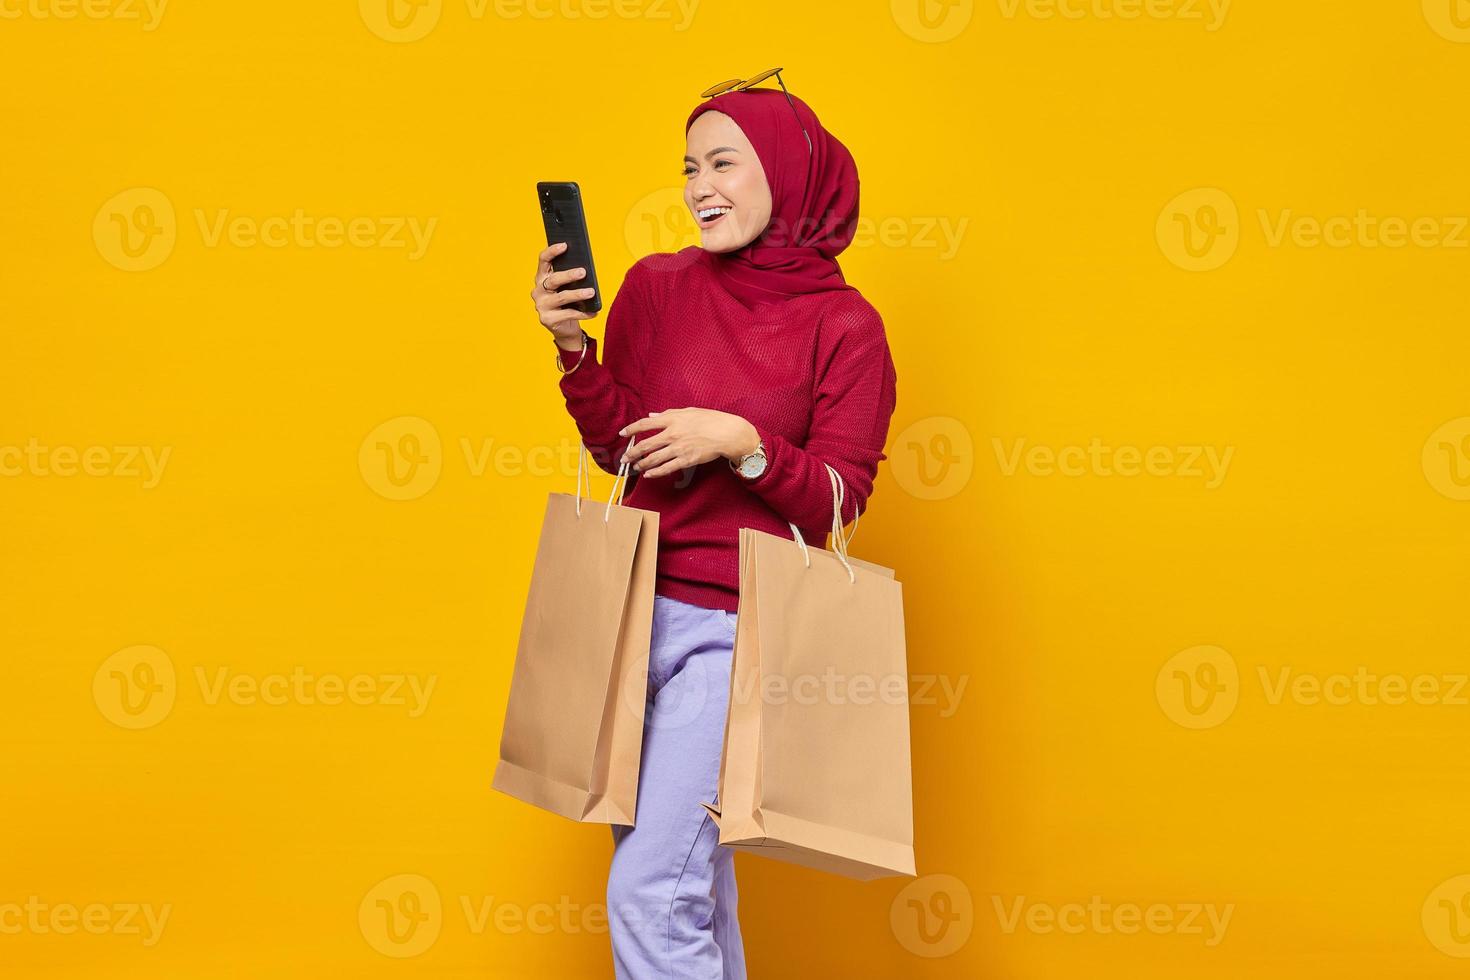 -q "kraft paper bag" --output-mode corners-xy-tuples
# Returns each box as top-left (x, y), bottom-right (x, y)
(702, 464), (917, 880)
(493, 437), (658, 825)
